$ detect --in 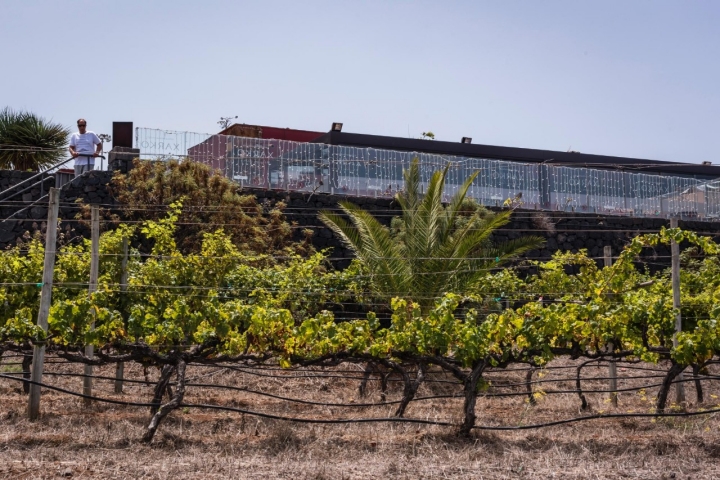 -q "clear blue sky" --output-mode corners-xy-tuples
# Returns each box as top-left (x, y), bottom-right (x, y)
(1, 1), (718, 163)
